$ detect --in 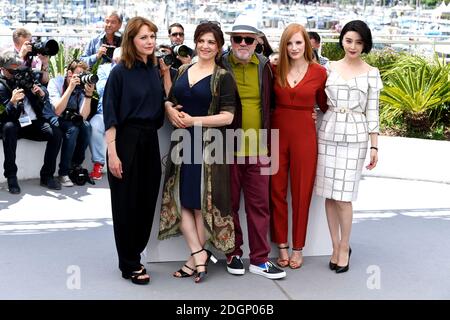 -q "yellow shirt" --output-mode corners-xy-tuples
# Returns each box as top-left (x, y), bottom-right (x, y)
(229, 54), (267, 156)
